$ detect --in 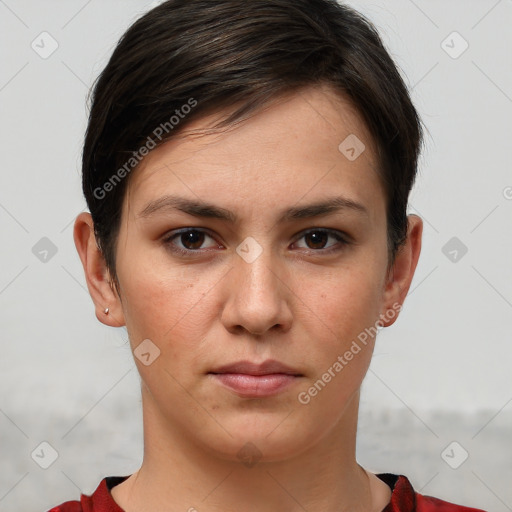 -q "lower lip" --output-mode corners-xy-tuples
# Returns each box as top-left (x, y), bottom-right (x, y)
(210, 373), (299, 397)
